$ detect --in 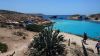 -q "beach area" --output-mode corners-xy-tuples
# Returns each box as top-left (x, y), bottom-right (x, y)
(0, 27), (98, 56)
(60, 32), (98, 53)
